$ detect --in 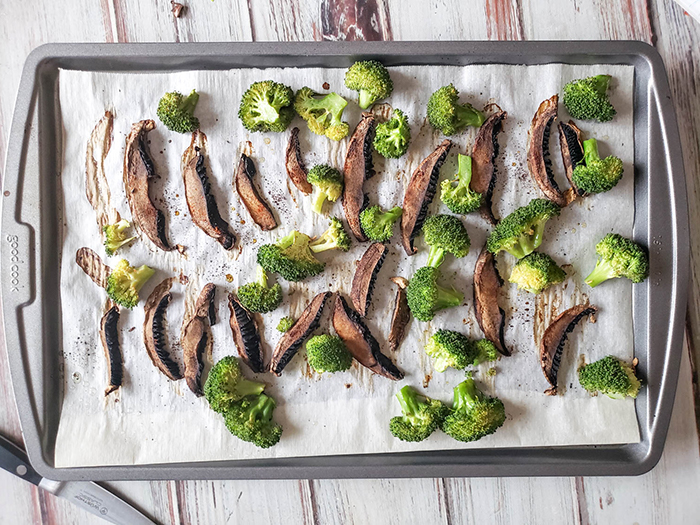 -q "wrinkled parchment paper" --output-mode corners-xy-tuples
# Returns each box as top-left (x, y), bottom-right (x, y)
(55, 64), (638, 467)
